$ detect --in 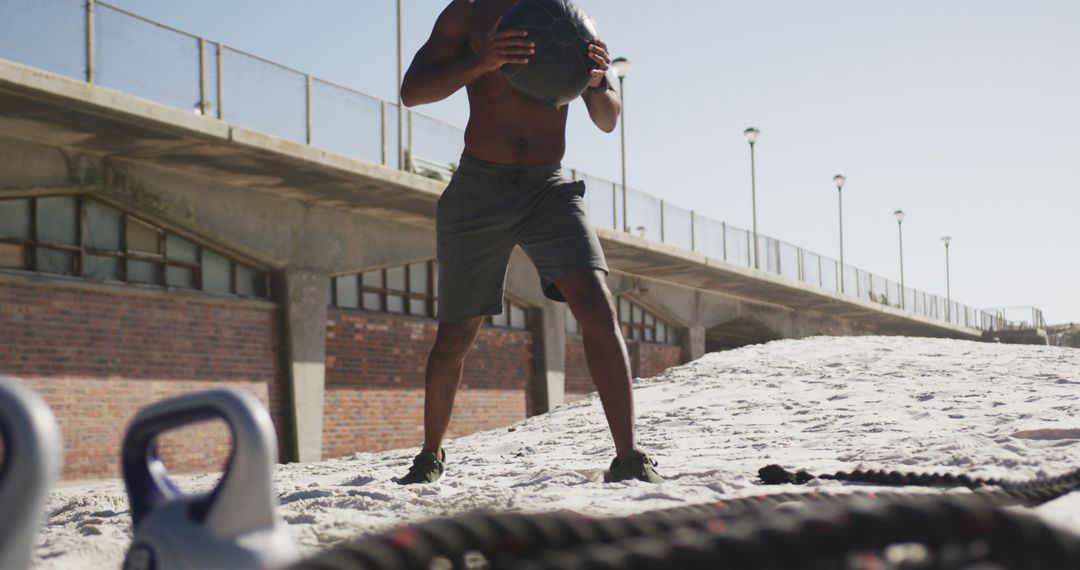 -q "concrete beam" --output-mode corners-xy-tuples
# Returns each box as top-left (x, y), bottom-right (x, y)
(281, 270), (330, 463)
(0, 184), (99, 198)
